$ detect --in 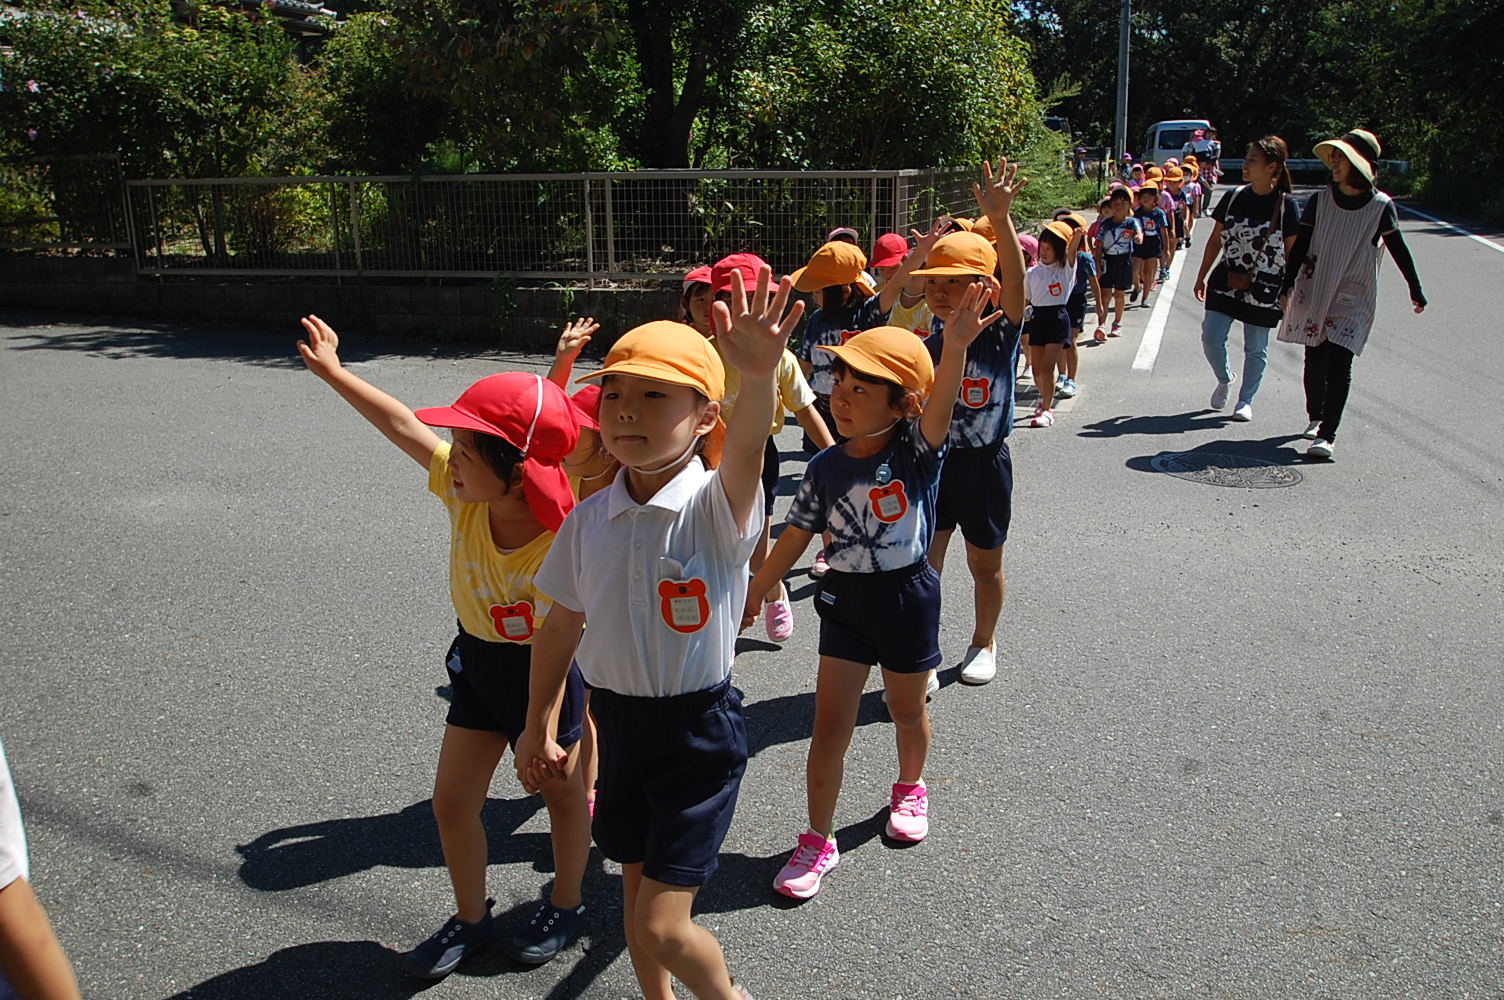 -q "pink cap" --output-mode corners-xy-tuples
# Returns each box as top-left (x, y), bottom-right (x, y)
(1017, 234), (1039, 266)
